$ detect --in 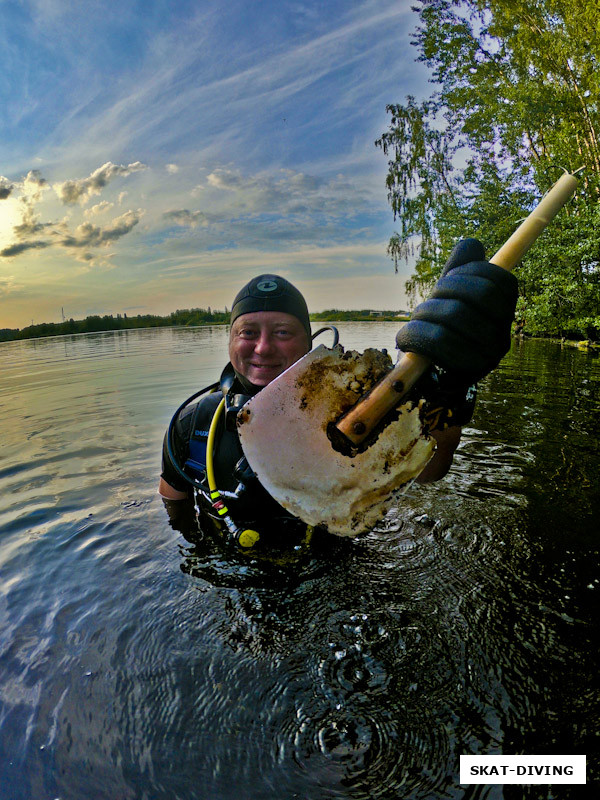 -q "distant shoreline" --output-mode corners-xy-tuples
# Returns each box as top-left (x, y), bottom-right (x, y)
(2, 319), (596, 351)
(1, 309), (410, 343)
